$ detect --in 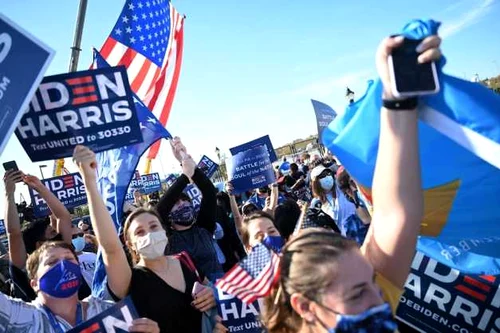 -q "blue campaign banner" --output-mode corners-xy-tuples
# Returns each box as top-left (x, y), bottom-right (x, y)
(198, 155), (219, 178)
(228, 145), (276, 194)
(311, 99), (336, 142)
(216, 288), (265, 333)
(28, 173), (87, 217)
(0, 13), (54, 157)
(396, 252), (500, 332)
(124, 171), (143, 202)
(164, 174), (177, 187)
(15, 66), (143, 162)
(141, 172), (161, 195)
(230, 135), (277, 163)
(0, 219), (5, 236)
(184, 183), (202, 212)
(67, 297), (139, 333)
